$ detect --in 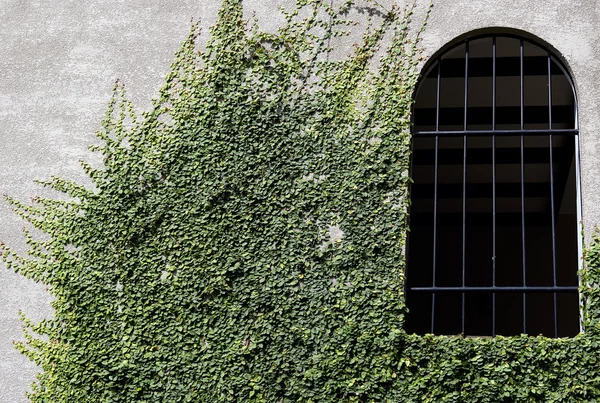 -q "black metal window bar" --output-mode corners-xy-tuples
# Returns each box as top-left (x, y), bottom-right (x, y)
(406, 35), (580, 338)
